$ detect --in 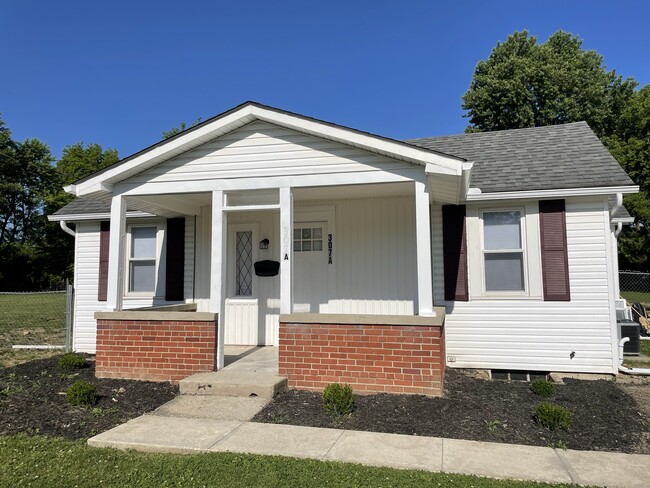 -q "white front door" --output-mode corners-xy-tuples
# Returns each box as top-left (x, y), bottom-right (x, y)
(293, 221), (330, 313)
